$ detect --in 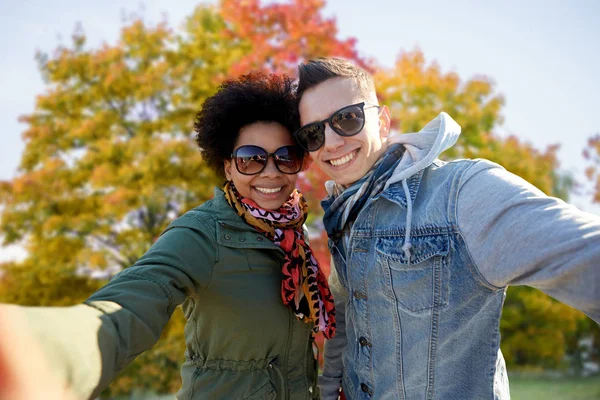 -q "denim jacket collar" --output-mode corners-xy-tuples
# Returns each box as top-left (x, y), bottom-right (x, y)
(379, 169), (425, 208)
